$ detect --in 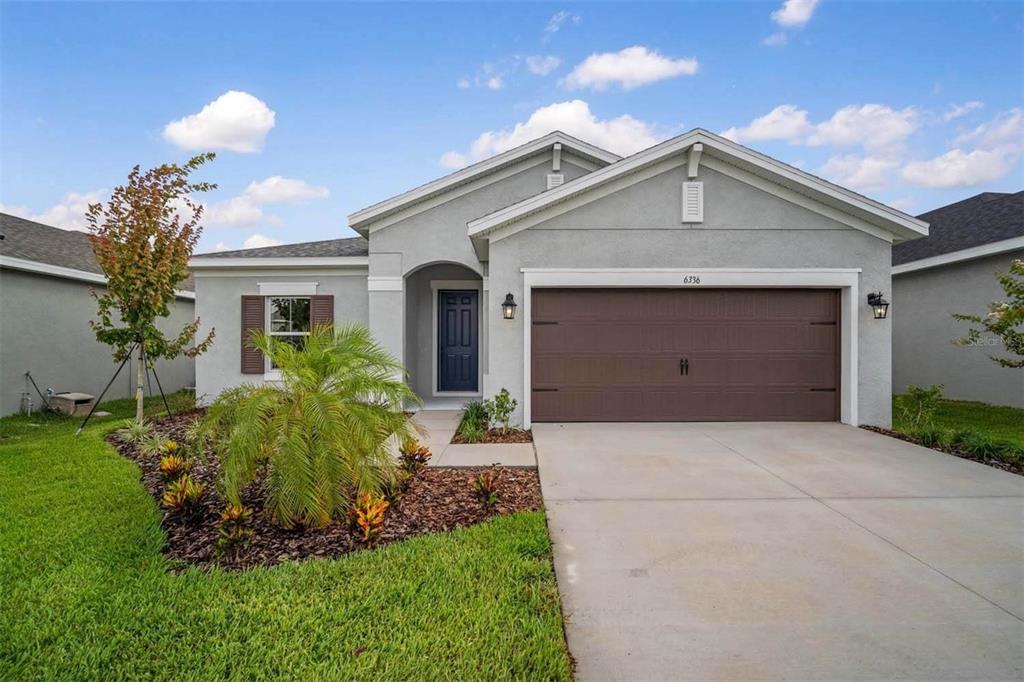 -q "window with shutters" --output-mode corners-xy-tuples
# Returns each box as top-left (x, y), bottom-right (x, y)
(266, 297), (311, 369)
